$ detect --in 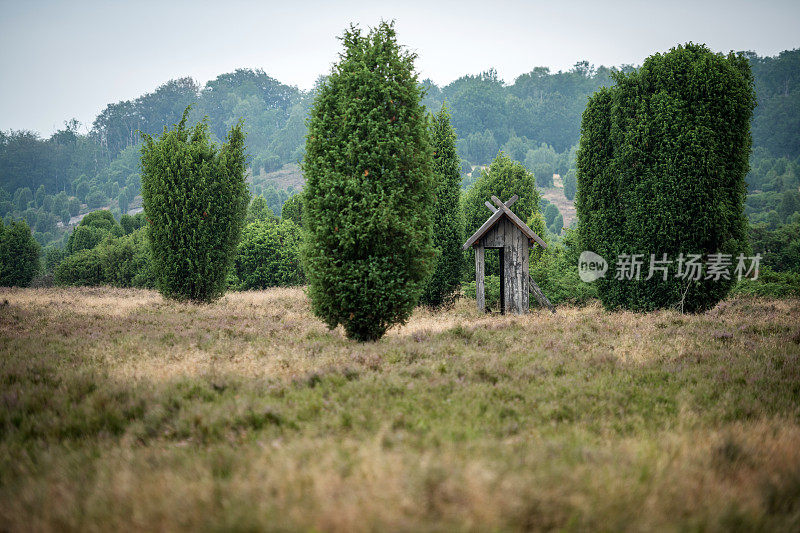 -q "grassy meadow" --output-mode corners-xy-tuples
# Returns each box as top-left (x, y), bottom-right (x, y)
(1, 287), (799, 531)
